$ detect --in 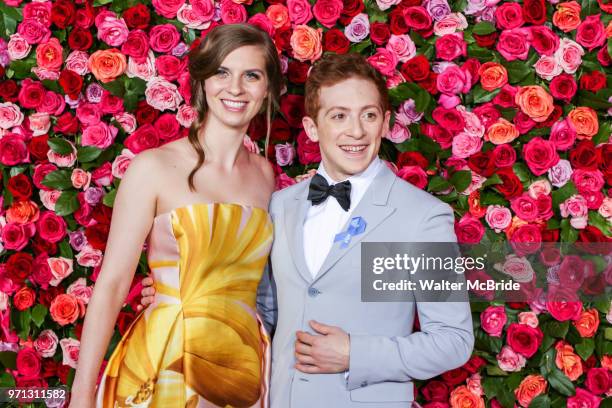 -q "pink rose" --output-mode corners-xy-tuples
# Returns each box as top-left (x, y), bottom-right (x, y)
(496, 28), (532, 61)
(76, 102), (102, 127)
(0, 102), (25, 130)
(191, 0), (215, 22)
(220, 0), (247, 24)
(152, 0), (185, 18)
(71, 169), (91, 190)
(33, 329), (59, 358)
(111, 149), (135, 179)
(485, 205), (512, 233)
(555, 38), (584, 74)
(571, 169), (604, 194)
(481, 305), (507, 337)
(145, 78), (183, 112)
(126, 51), (156, 81)
(528, 180), (552, 199)
(567, 388), (602, 408)
(176, 104), (196, 128)
(576, 15), (605, 51)
(511, 194), (539, 222)
(454, 213), (485, 244)
(275, 143), (296, 166)
(59, 338), (80, 369)
(510, 224), (542, 256)
(67, 277), (93, 305)
(0, 133), (29, 166)
(114, 112), (138, 134)
(177, 4), (211, 29)
(81, 122), (118, 149)
(598, 197), (612, 220)
(367, 48), (398, 77)
(497, 346), (527, 372)
(386, 34), (416, 63)
(437, 65), (470, 95)
(530, 25), (560, 56)
(65, 50), (90, 75)
(560, 194), (588, 219)
(313, 0), (342, 28)
(534, 56), (562, 80)
(91, 162), (113, 187)
(518, 311), (539, 328)
(47, 140), (77, 168)
(434, 13), (468, 36)
(498, 255), (535, 283)
(39, 189), (61, 211)
(124, 124), (160, 153)
(435, 32), (467, 62)
(28, 112), (51, 136)
(376, 0), (401, 11)
(452, 132), (483, 159)
(148, 24), (180, 53)
(7, 34), (32, 60)
(523, 137), (560, 176)
(397, 165), (428, 189)
(549, 119), (576, 151)
(17, 19), (51, 44)
(95, 11), (129, 47)
(287, 0), (313, 25)
(386, 123), (411, 143)
(548, 159), (573, 188)
(75, 245), (103, 268)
